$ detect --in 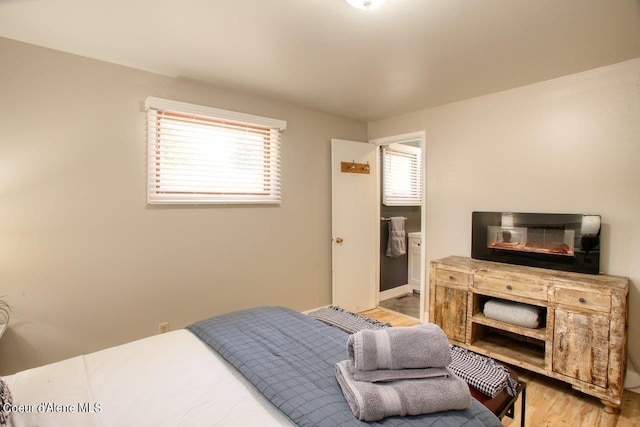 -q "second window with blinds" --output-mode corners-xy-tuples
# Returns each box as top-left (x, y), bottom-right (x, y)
(145, 97), (287, 205)
(382, 144), (422, 206)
